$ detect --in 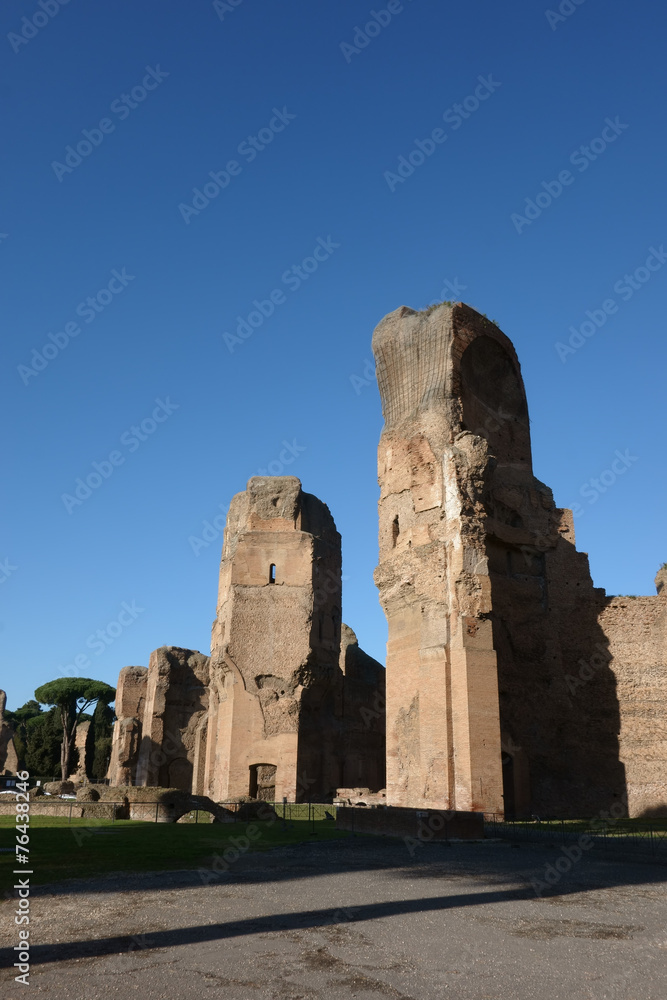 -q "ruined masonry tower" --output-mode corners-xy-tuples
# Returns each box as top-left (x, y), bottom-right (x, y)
(103, 302), (664, 816)
(373, 304), (508, 814)
(102, 301), (665, 818)
(373, 302), (628, 819)
(106, 476), (384, 801)
(204, 476), (380, 802)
